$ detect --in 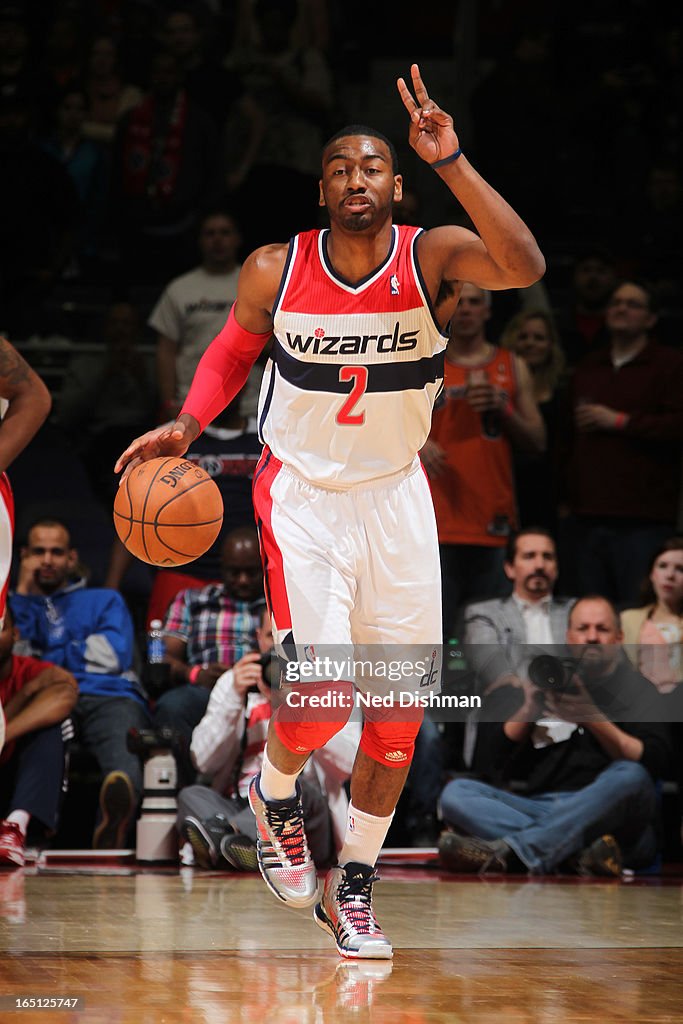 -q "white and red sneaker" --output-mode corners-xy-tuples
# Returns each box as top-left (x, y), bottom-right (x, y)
(314, 862), (393, 959)
(248, 773), (318, 907)
(0, 820), (26, 868)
